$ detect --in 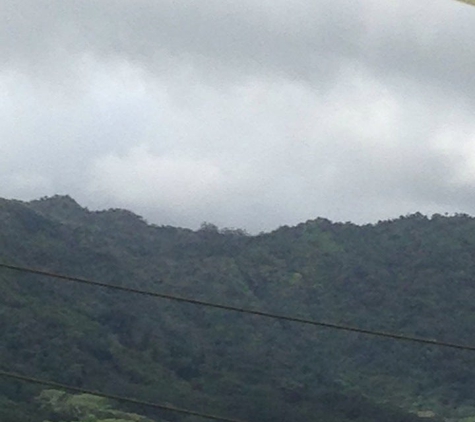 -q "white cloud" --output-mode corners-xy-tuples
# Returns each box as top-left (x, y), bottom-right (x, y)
(1, 0), (475, 231)
(89, 146), (224, 209)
